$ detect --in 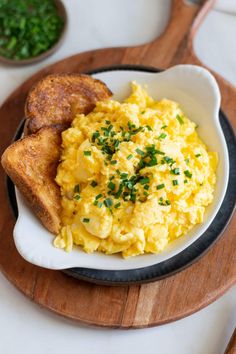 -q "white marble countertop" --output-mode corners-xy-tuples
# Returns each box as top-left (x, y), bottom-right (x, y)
(0, 1), (235, 353)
